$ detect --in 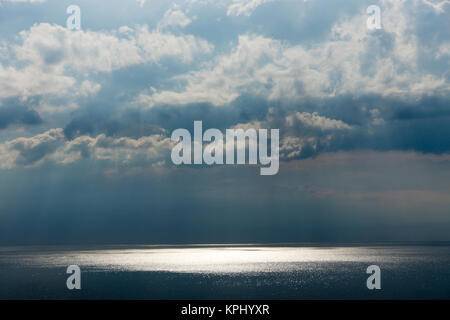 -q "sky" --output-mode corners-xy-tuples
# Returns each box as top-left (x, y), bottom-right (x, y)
(0, 0), (449, 245)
